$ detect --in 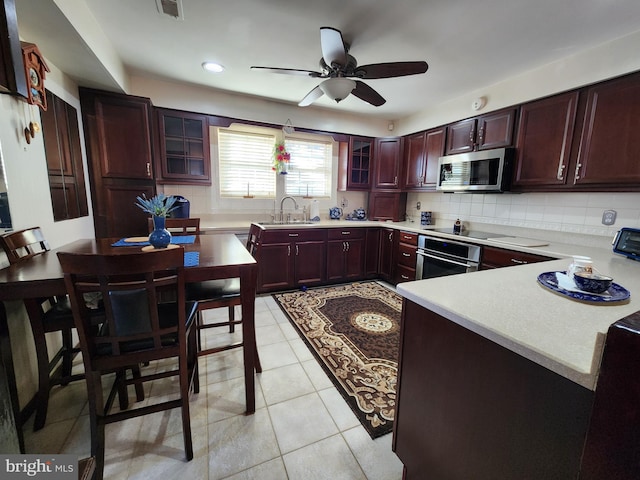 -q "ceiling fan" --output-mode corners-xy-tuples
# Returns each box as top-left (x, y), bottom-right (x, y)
(251, 27), (428, 107)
